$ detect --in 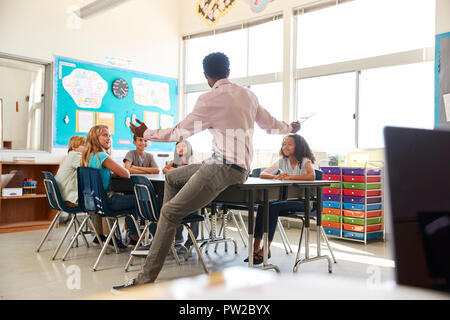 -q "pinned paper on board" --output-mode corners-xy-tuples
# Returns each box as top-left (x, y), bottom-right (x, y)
(144, 111), (159, 130)
(132, 78), (171, 111)
(160, 114), (174, 129)
(96, 112), (115, 134)
(76, 110), (95, 133)
(443, 93), (450, 122)
(246, 0), (274, 13)
(62, 68), (107, 109)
